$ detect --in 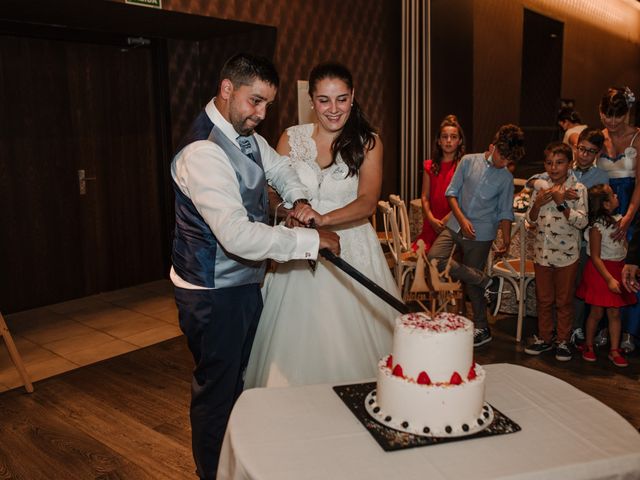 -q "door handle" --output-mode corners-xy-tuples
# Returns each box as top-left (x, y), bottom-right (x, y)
(78, 169), (96, 195)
